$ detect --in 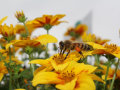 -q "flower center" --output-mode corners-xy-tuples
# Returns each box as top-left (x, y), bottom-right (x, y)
(104, 44), (117, 53)
(52, 55), (65, 64)
(60, 70), (75, 82)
